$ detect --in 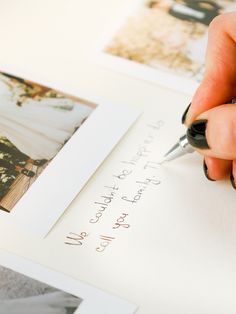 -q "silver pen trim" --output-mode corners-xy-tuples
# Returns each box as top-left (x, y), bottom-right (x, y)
(162, 134), (194, 162)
